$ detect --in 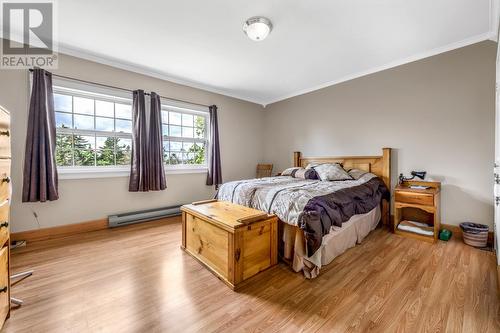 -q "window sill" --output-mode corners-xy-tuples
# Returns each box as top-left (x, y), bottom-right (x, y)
(58, 166), (208, 180)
